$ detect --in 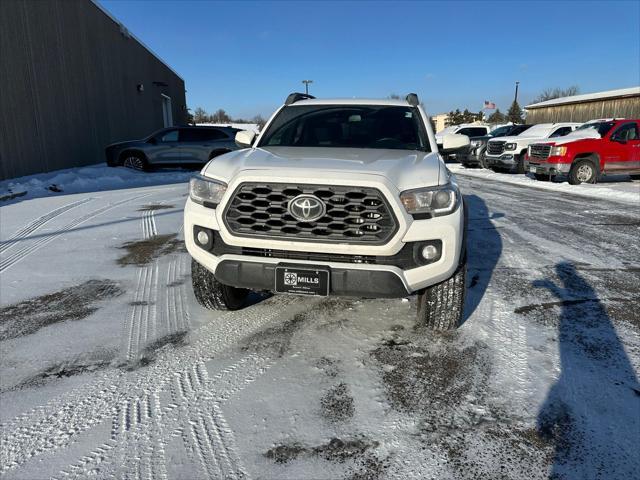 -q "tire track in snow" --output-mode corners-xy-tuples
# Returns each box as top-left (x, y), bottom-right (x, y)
(123, 263), (159, 363)
(173, 356), (270, 479)
(479, 225), (533, 412)
(141, 209), (158, 239)
(53, 355), (270, 480)
(165, 255), (191, 335)
(0, 193), (150, 273)
(0, 198), (92, 254)
(0, 295), (300, 473)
